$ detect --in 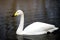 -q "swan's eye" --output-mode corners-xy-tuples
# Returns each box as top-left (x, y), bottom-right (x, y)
(17, 12), (19, 13)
